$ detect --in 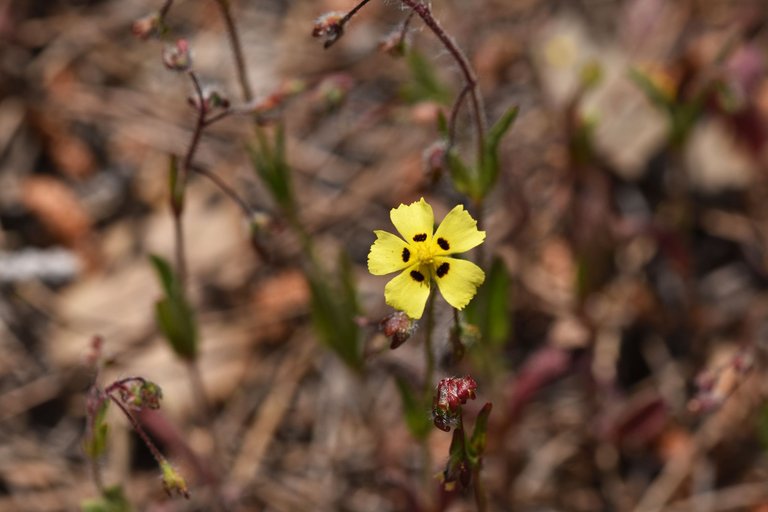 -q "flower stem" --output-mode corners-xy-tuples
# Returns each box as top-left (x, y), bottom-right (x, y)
(400, 0), (486, 164)
(212, 0), (253, 102)
(172, 71), (207, 297)
(191, 166), (253, 217)
(340, 0), (375, 27)
(107, 392), (167, 468)
(423, 290), (436, 399)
